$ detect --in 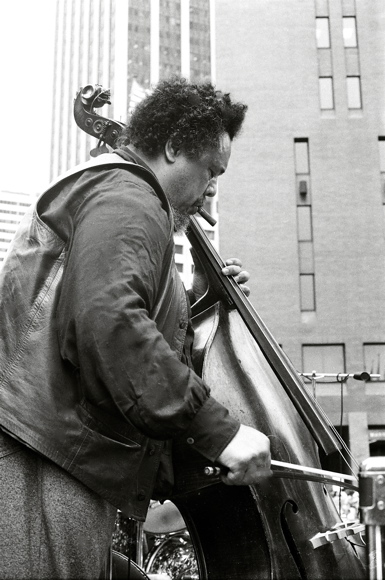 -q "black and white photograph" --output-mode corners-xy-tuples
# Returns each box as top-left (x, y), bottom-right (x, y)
(0, 1), (384, 579)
